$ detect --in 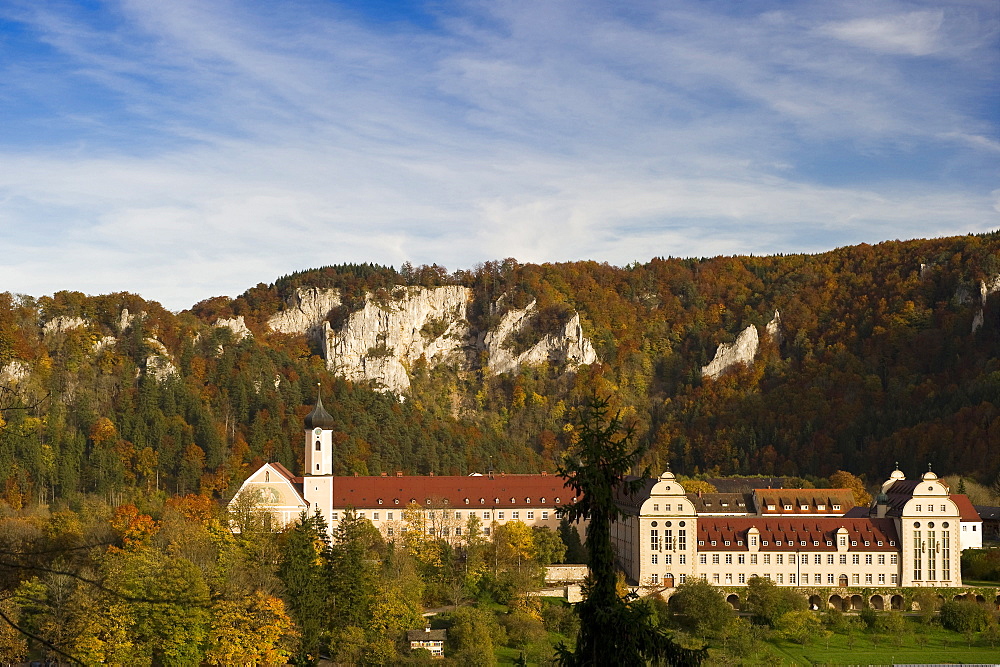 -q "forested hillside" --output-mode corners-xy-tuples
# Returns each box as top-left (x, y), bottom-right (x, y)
(1, 233), (998, 509)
